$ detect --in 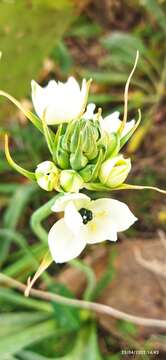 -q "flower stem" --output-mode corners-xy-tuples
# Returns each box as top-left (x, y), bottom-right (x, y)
(1, 273), (166, 329)
(30, 194), (61, 243)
